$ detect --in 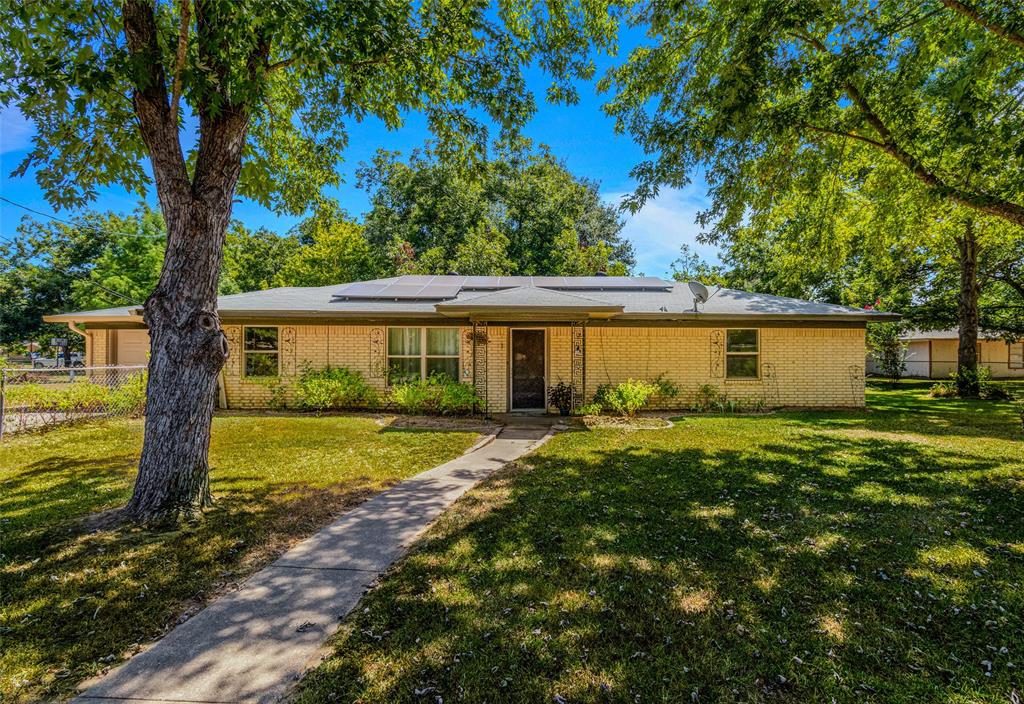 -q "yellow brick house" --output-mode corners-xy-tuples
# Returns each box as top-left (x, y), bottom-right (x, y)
(45, 275), (897, 412)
